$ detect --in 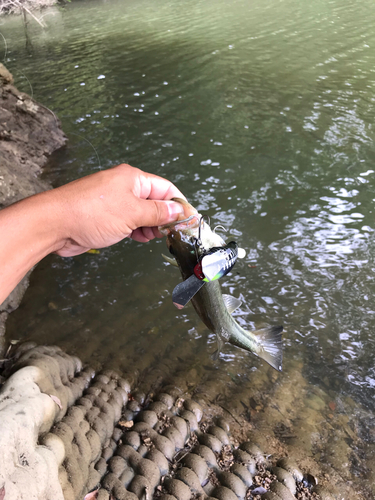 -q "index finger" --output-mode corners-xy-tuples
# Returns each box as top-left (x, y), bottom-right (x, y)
(139, 171), (187, 201)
